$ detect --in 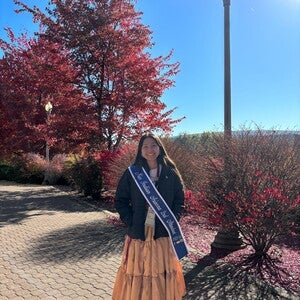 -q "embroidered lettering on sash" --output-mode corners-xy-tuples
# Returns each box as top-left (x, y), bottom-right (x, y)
(129, 165), (188, 260)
